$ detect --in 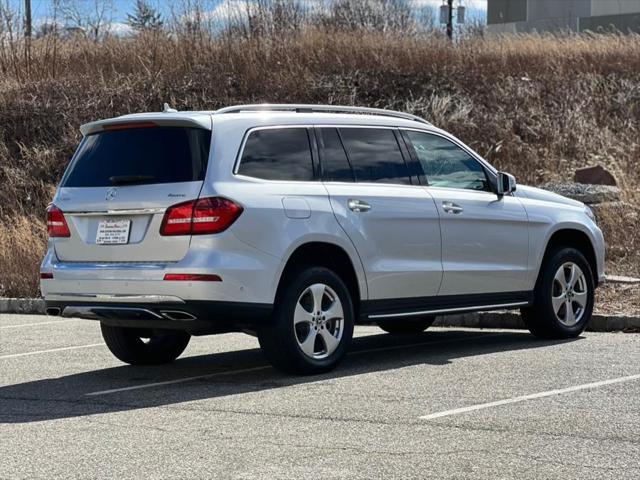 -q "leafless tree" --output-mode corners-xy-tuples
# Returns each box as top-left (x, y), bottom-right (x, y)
(58, 0), (114, 41)
(0, 0), (23, 78)
(317, 0), (418, 34)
